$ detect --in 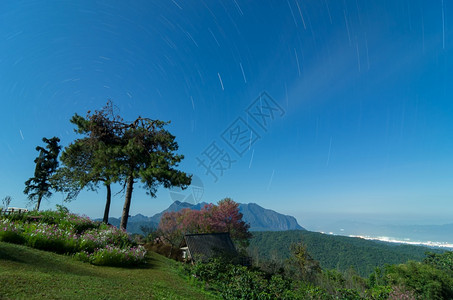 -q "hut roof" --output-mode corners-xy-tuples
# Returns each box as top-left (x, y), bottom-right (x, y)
(183, 232), (237, 262)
